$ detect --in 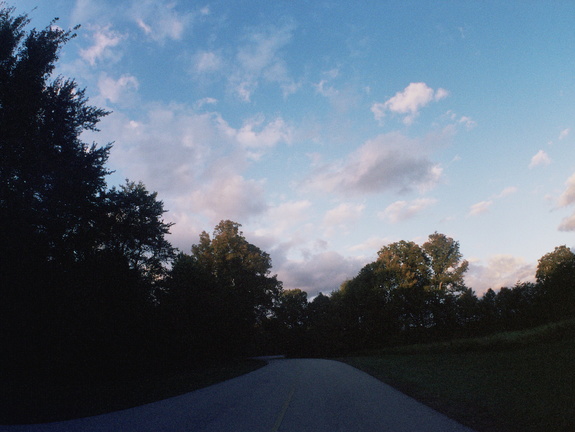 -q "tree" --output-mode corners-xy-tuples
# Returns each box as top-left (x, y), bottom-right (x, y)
(274, 289), (308, 330)
(189, 220), (283, 354)
(423, 232), (469, 292)
(536, 245), (575, 318)
(0, 7), (111, 271)
(376, 241), (431, 291)
(0, 8), (116, 374)
(102, 180), (176, 282)
(0, 7), (177, 376)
